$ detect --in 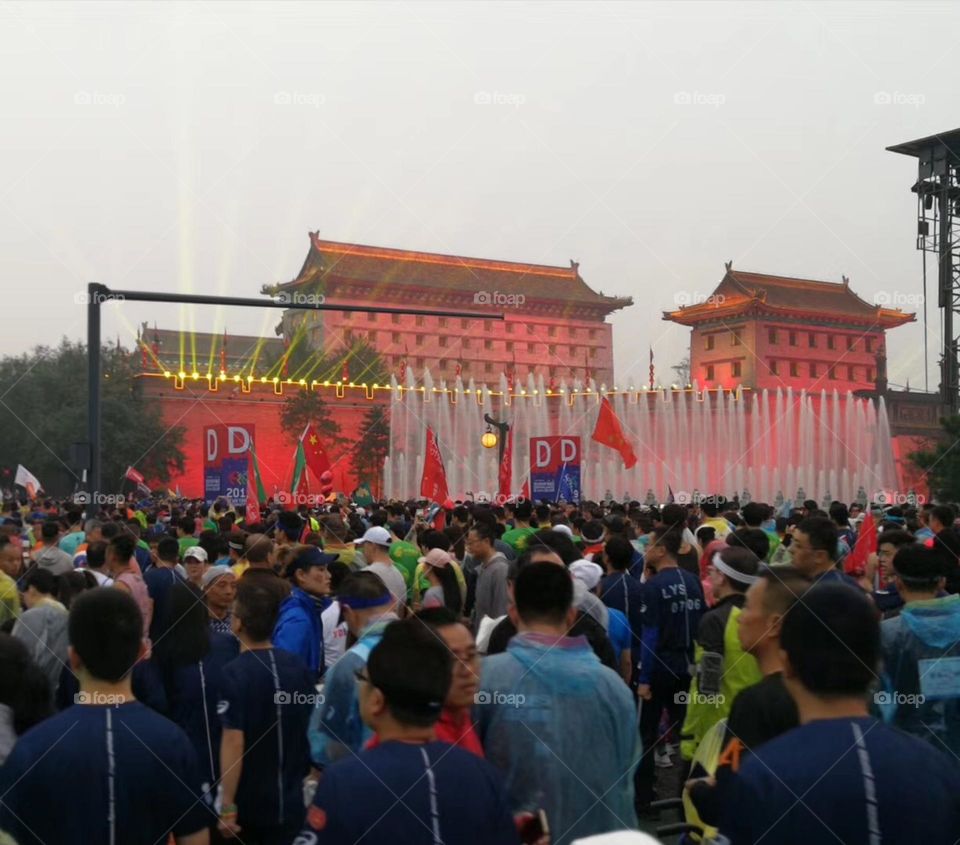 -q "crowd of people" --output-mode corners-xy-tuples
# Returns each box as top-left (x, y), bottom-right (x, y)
(0, 492), (959, 844)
